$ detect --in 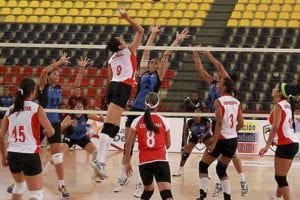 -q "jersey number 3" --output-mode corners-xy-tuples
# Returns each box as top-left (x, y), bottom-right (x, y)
(12, 125), (25, 142)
